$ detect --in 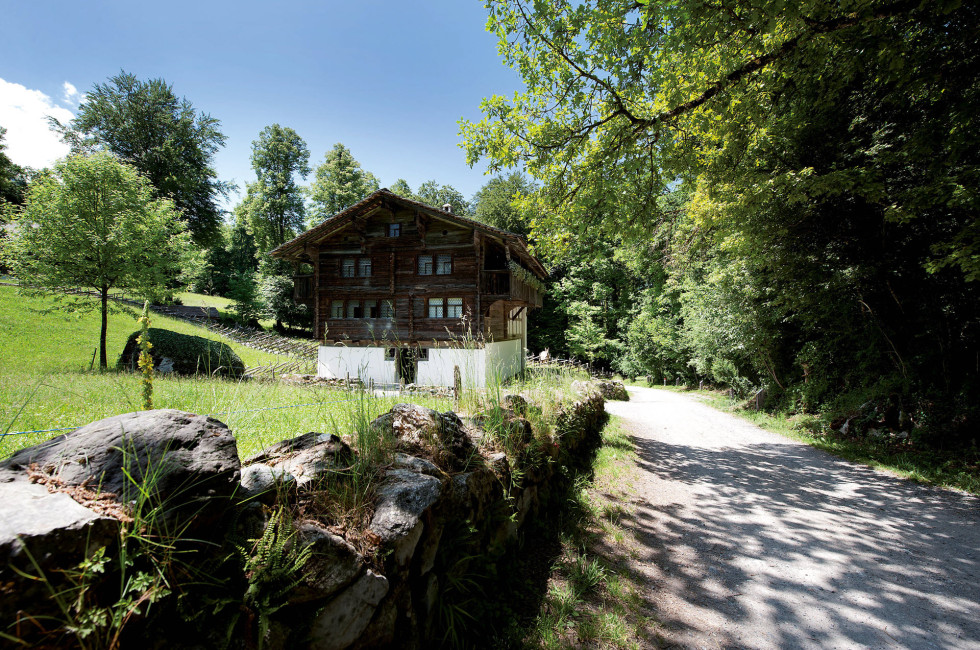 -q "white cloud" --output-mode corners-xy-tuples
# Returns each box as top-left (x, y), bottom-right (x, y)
(0, 77), (74, 170)
(62, 81), (82, 106)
